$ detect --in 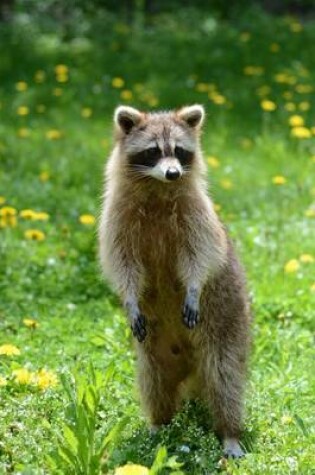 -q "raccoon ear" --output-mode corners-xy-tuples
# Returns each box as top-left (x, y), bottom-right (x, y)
(177, 105), (205, 129)
(114, 106), (143, 134)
